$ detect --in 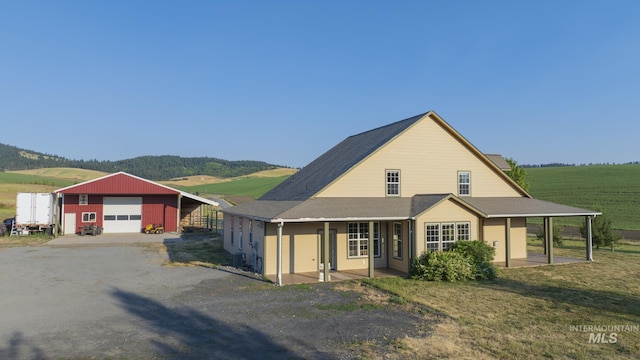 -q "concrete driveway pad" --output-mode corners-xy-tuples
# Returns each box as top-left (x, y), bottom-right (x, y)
(0, 238), (430, 359)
